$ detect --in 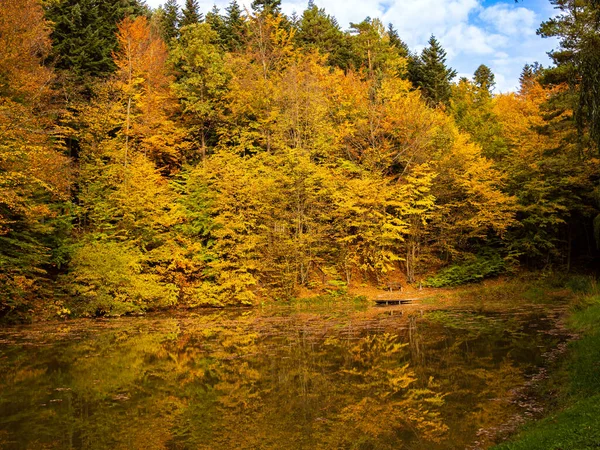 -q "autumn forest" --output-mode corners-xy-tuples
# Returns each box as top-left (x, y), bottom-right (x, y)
(1, 0), (599, 321)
